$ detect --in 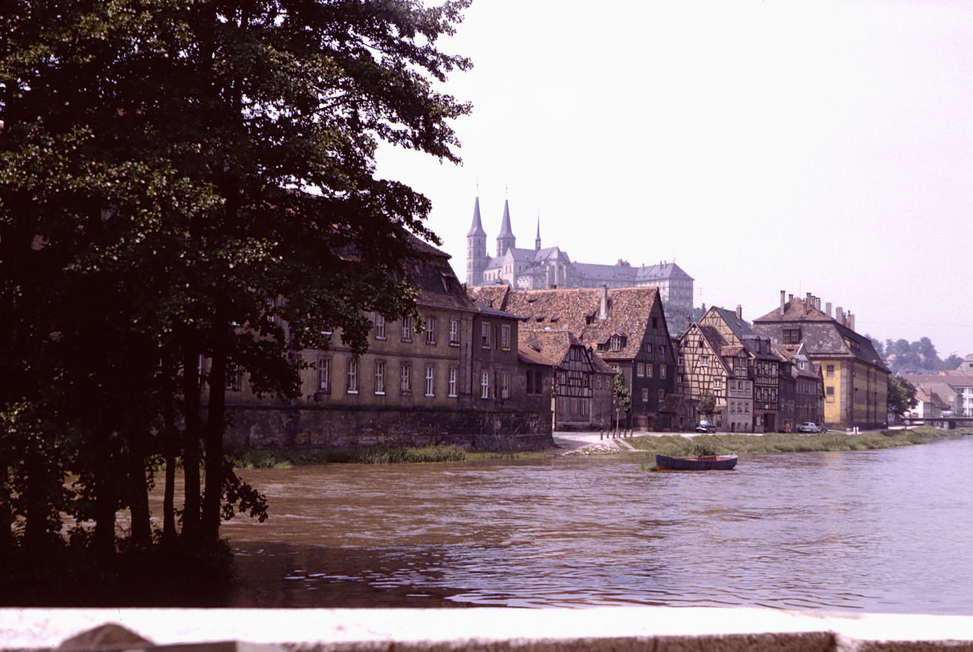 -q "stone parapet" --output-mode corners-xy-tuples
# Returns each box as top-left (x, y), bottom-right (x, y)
(4, 608), (973, 652)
